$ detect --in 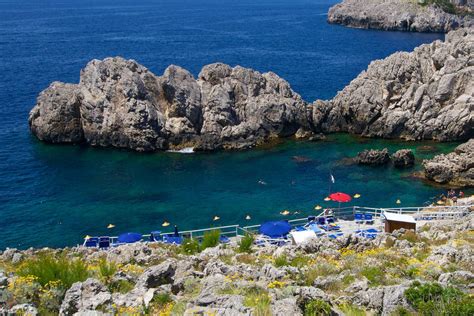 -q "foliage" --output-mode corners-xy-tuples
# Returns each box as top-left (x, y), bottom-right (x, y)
(273, 254), (289, 267)
(200, 229), (220, 250)
(338, 302), (366, 316)
(238, 233), (254, 253)
(405, 281), (474, 316)
(303, 299), (331, 316)
(8, 275), (41, 304)
(243, 287), (271, 316)
(38, 281), (65, 315)
(97, 258), (118, 283)
(181, 238), (200, 255)
(419, 0), (456, 14)
(267, 280), (286, 289)
(360, 266), (385, 287)
(17, 253), (89, 289)
(399, 230), (419, 243)
(235, 253), (256, 265)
